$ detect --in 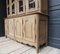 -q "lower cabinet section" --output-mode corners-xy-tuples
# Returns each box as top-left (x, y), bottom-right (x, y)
(5, 14), (48, 54)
